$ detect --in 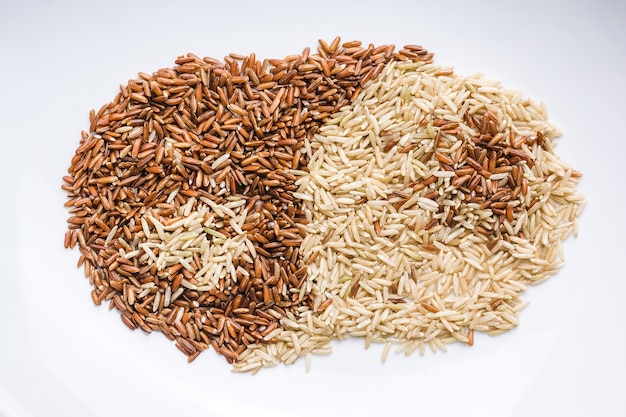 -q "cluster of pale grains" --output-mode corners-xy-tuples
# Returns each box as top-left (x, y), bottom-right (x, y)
(232, 60), (585, 372)
(63, 38), (433, 364)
